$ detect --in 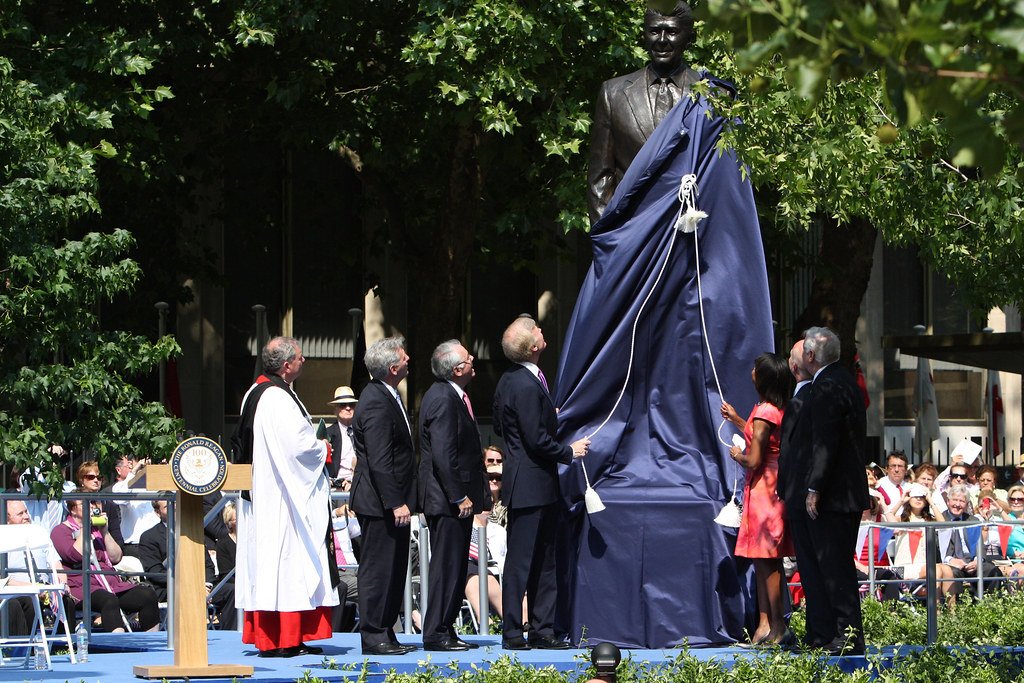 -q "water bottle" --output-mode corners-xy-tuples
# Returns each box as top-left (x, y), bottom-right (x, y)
(76, 623), (89, 663)
(34, 645), (48, 670)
